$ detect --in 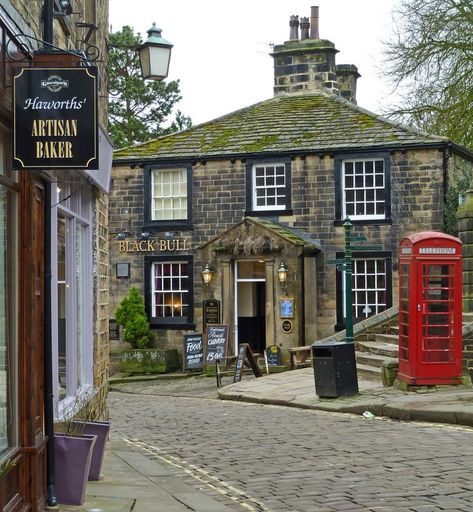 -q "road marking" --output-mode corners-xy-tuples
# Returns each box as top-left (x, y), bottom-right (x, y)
(122, 437), (270, 512)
